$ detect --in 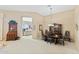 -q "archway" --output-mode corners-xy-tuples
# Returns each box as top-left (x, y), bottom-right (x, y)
(22, 17), (32, 39)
